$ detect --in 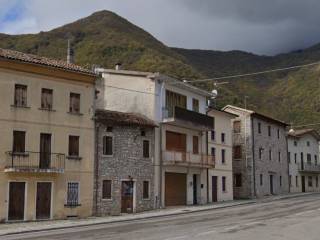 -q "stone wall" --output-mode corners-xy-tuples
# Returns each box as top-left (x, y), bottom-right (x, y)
(93, 124), (155, 216)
